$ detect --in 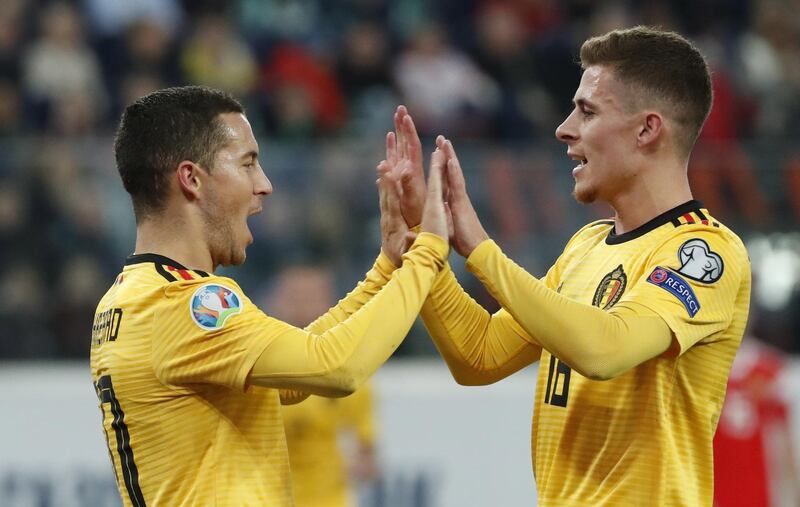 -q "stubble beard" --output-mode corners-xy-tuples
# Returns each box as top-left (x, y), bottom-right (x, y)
(201, 204), (246, 268)
(572, 183), (597, 205)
